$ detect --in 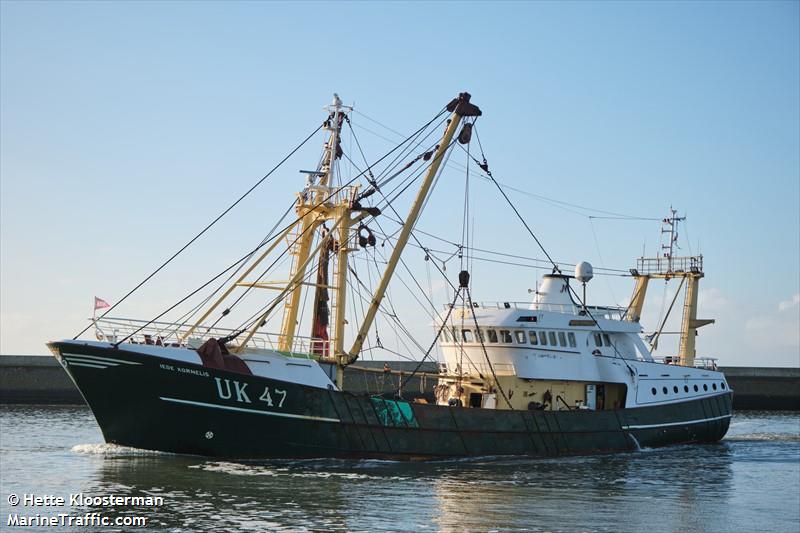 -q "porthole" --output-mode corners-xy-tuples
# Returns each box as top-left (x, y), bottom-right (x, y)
(703, 384), (708, 391)
(721, 382), (726, 390)
(651, 387), (657, 396)
(673, 386), (679, 394)
(693, 384), (699, 392)
(662, 386), (668, 394)
(712, 383), (717, 390)
(684, 385), (689, 393)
